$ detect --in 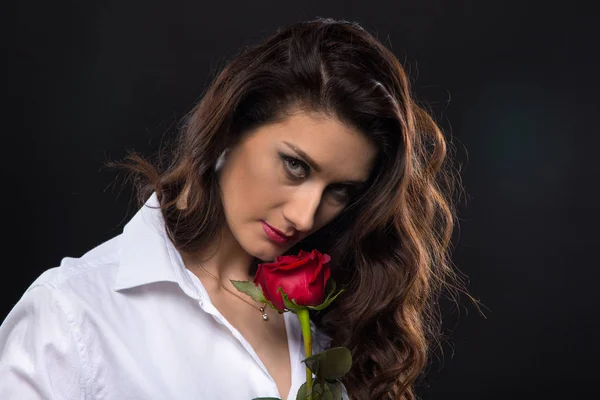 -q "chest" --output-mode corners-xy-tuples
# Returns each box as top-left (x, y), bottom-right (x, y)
(83, 293), (304, 400)
(233, 313), (293, 399)
(210, 296), (294, 399)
